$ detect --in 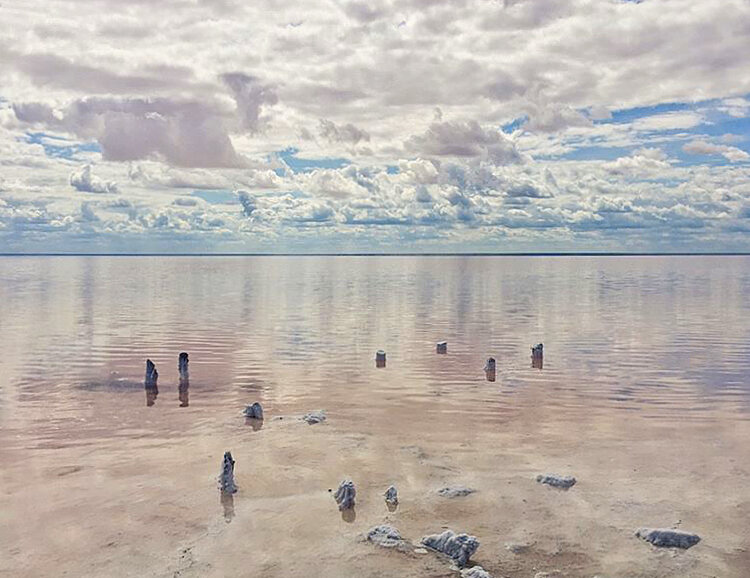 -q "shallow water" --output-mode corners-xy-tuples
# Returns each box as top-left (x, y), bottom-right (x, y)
(1, 256), (749, 577)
